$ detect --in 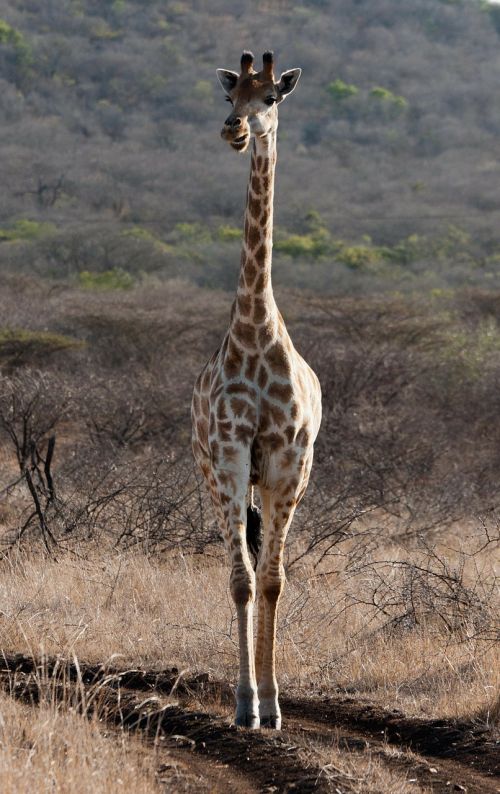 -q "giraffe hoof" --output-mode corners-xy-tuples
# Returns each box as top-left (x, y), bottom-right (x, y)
(260, 715), (281, 730)
(234, 712), (260, 729)
(235, 691), (260, 728)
